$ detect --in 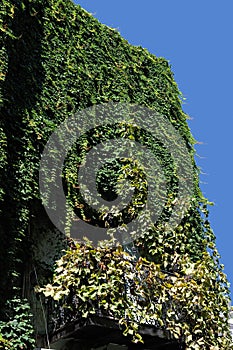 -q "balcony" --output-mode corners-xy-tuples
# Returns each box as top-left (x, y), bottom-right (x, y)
(49, 315), (182, 350)
(42, 261), (185, 350)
